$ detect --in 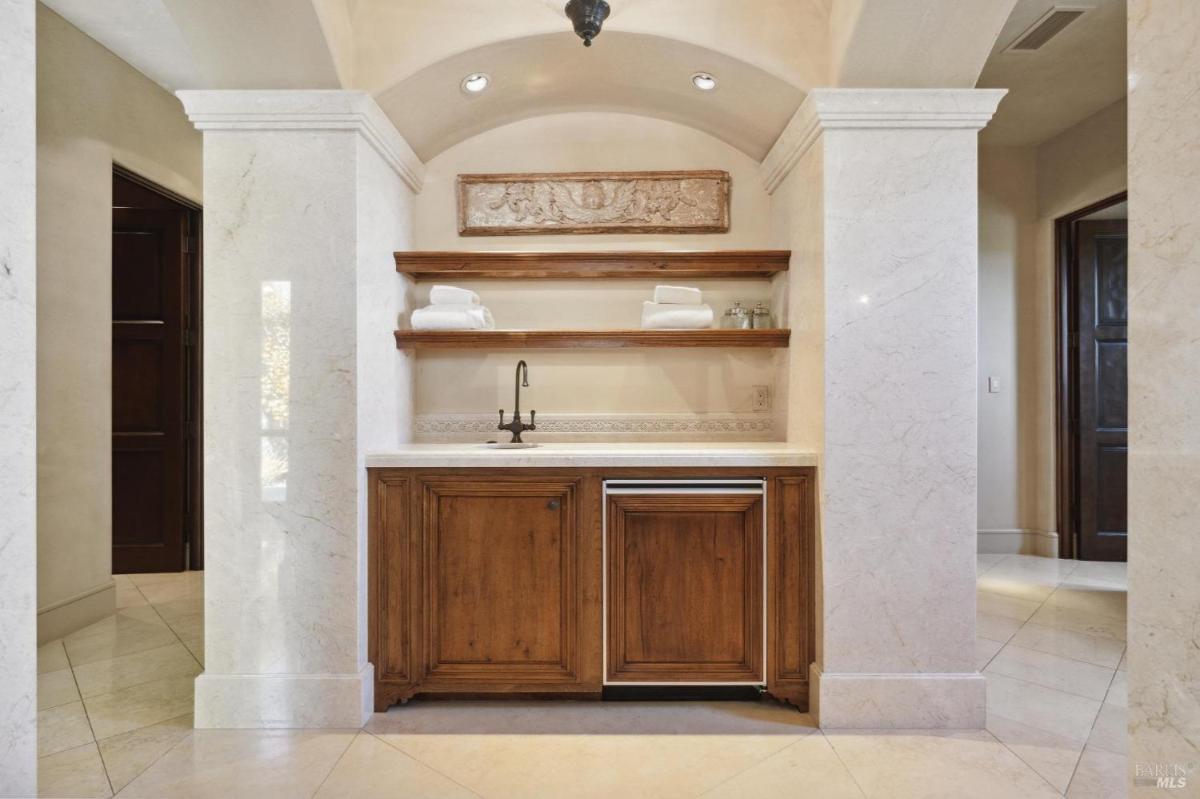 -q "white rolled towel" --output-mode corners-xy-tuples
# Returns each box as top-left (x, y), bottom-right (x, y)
(640, 301), (714, 330)
(652, 285), (702, 305)
(411, 303), (495, 331)
(429, 285), (480, 305)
